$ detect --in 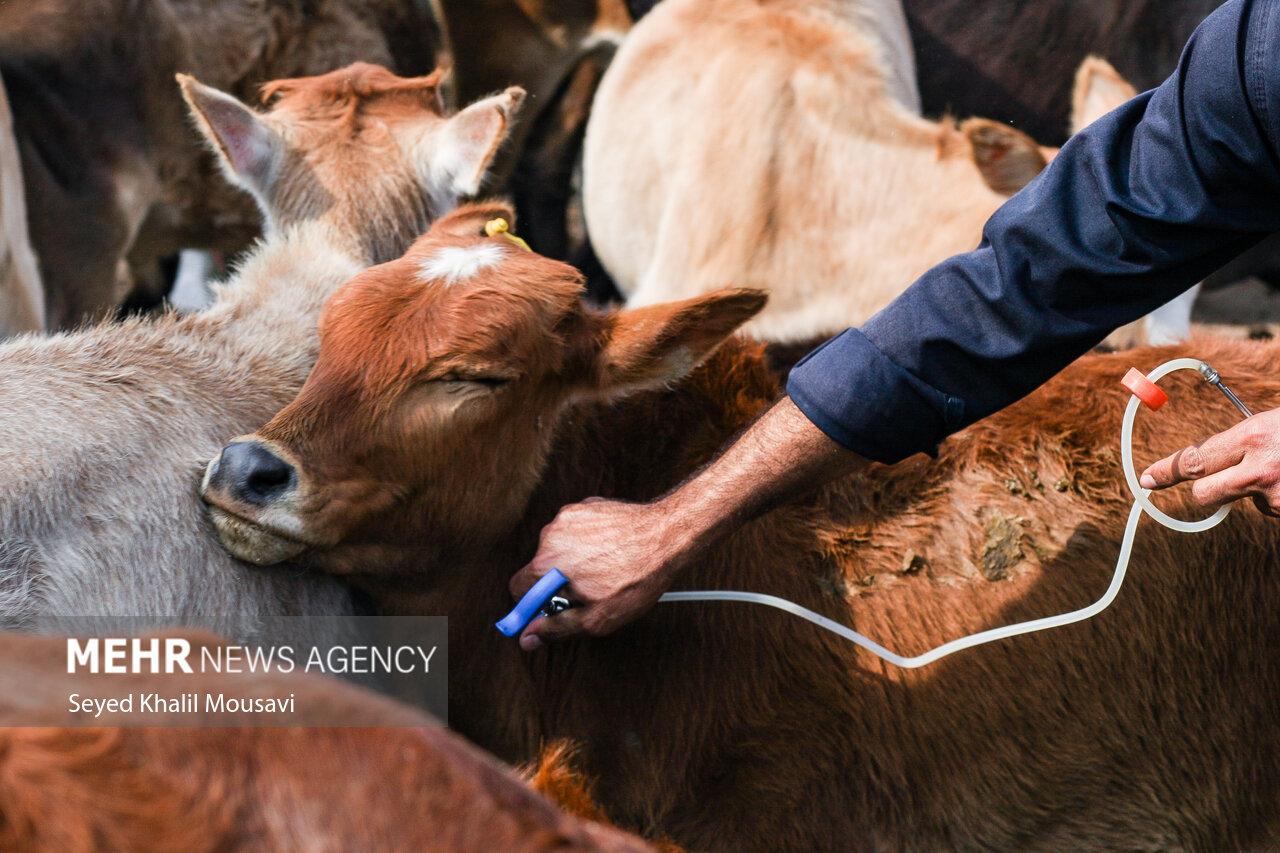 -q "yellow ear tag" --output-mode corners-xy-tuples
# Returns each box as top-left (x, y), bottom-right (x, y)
(484, 218), (532, 252)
